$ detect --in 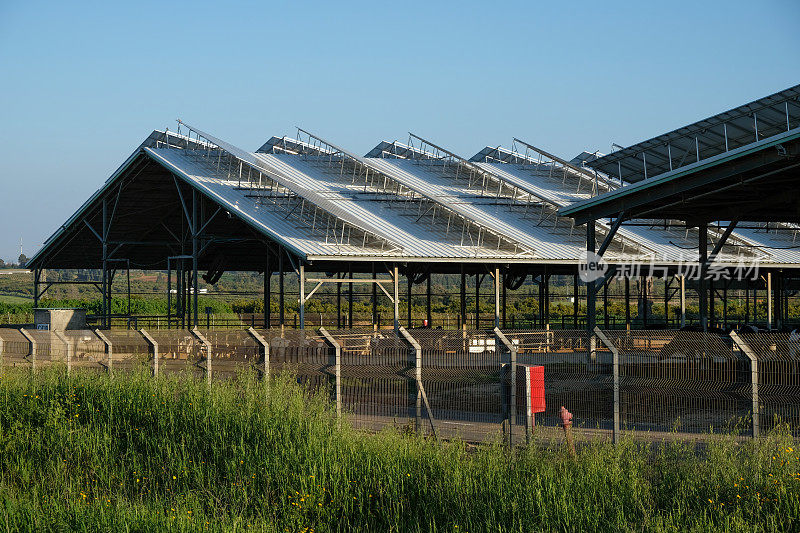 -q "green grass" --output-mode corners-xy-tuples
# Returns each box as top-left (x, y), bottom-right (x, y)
(0, 294), (30, 305)
(0, 369), (798, 532)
